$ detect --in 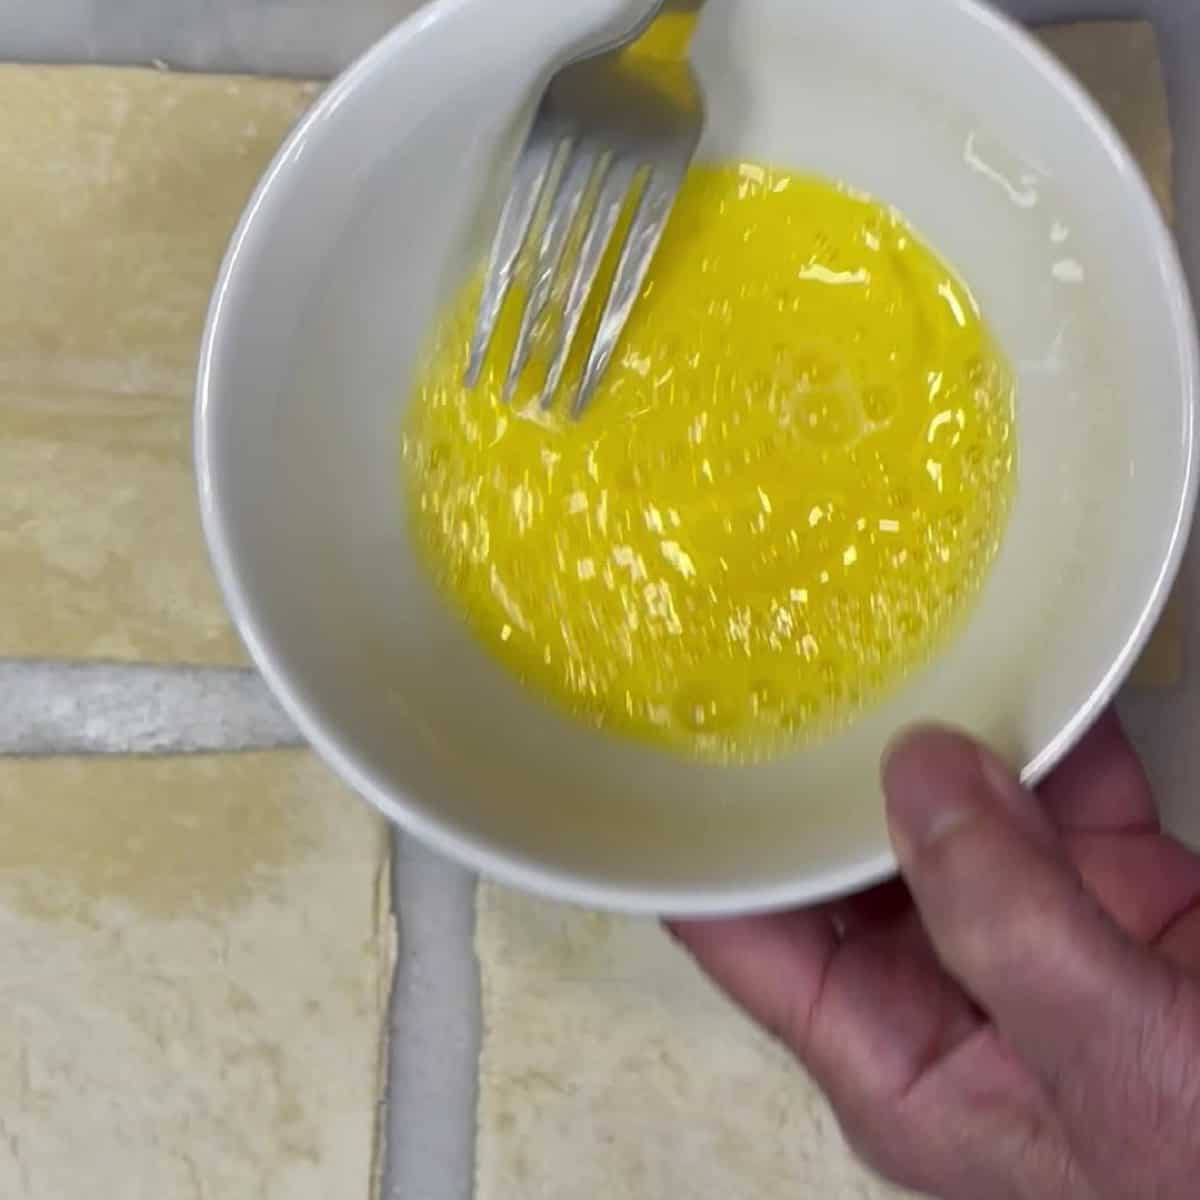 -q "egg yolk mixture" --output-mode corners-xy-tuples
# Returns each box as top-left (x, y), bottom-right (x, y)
(402, 164), (1016, 763)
